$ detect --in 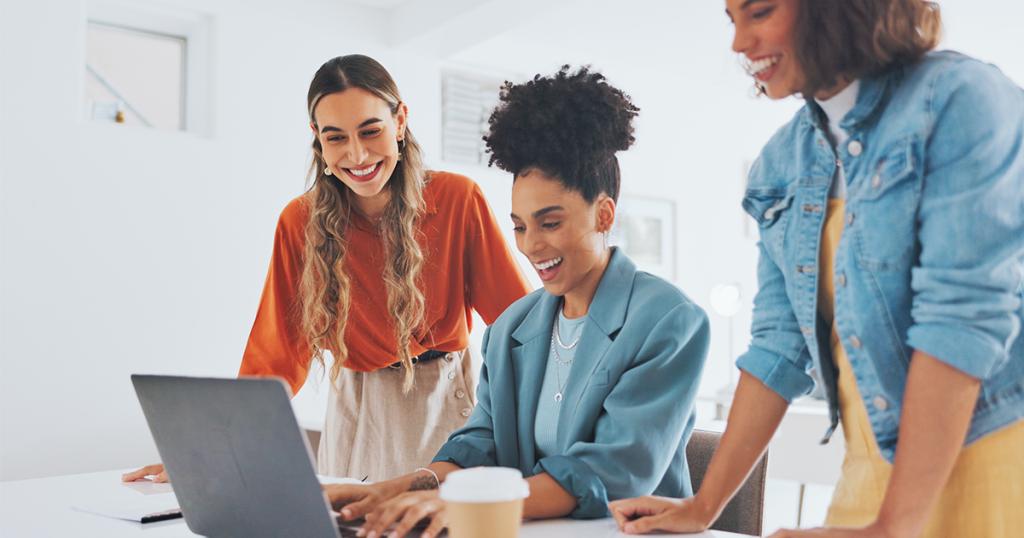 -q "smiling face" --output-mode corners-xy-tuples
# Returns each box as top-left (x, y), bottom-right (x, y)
(312, 87), (407, 214)
(511, 170), (615, 305)
(726, 0), (803, 100)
